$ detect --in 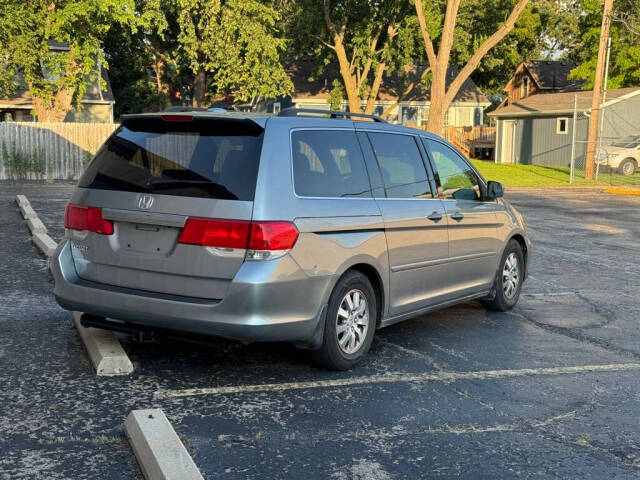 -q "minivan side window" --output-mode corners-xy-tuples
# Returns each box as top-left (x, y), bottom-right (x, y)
(367, 132), (432, 199)
(424, 139), (481, 201)
(292, 130), (372, 198)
